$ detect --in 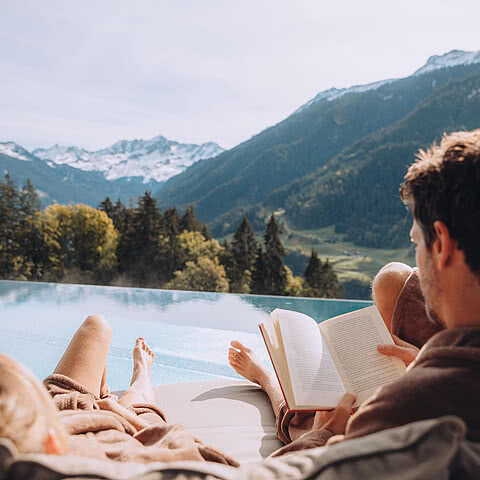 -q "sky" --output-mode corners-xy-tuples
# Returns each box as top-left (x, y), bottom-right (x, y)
(1, 0), (480, 152)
